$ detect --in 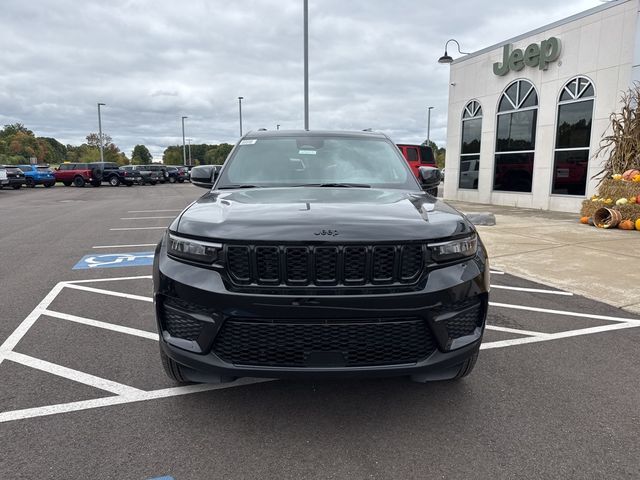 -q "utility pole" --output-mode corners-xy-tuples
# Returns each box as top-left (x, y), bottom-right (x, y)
(187, 138), (192, 166)
(303, 0), (309, 130)
(238, 97), (244, 136)
(97, 103), (105, 162)
(427, 106), (434, 145)
(181, 116), (188, 165)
